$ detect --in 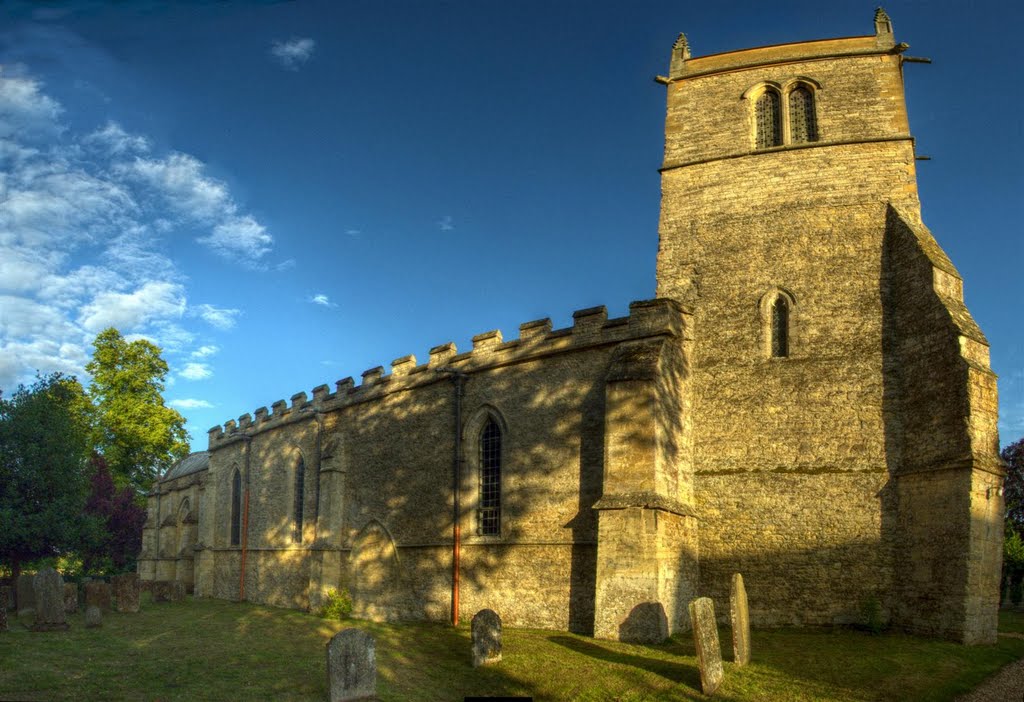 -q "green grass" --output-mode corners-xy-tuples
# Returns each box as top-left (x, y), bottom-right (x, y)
(999, 609), (1024, 635)
(2, 597), (1023, 701)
